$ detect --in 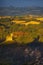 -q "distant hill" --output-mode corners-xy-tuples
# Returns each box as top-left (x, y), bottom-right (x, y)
(0, 7), (43, 16)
